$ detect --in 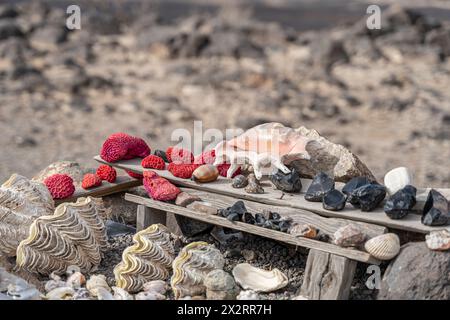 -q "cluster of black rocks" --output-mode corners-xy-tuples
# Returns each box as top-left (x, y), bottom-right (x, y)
(421, 189), (450, 226)
(218, 201), (291, 232)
